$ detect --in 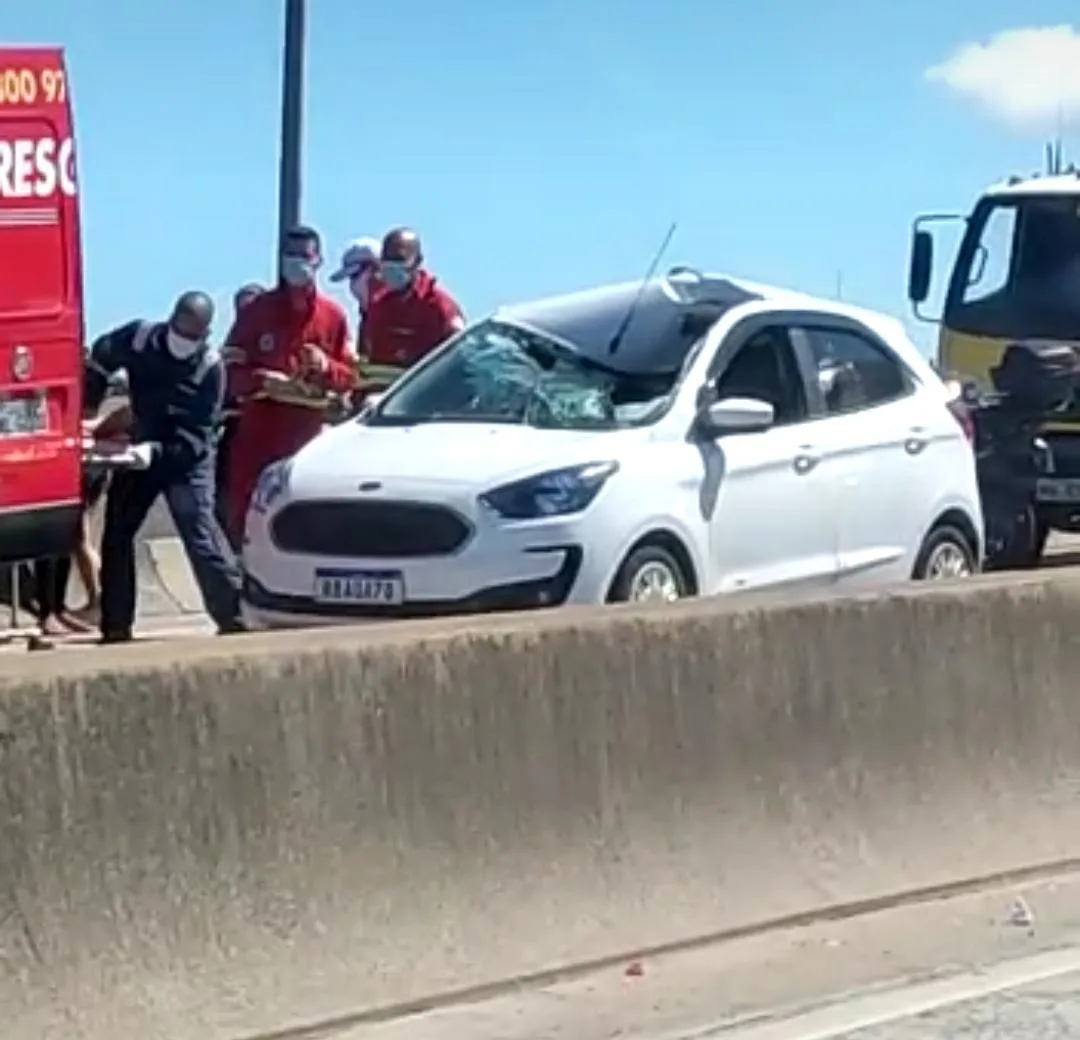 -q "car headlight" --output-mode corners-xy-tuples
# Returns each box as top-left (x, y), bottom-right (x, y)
(250, 458), (292, 515)
(479, 461), (618, 520)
